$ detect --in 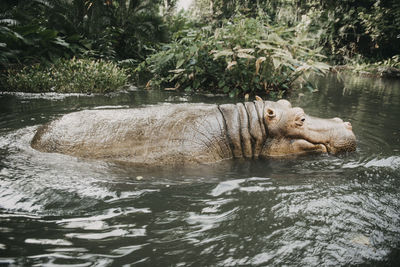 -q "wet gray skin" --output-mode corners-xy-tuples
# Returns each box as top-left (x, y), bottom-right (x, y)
(31, 99), (356, 165)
